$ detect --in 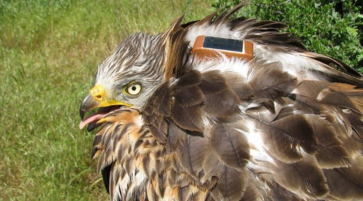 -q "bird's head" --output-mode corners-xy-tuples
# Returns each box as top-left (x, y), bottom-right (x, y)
(79, 17), (187, 131)
(79, 33), (168, 131)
